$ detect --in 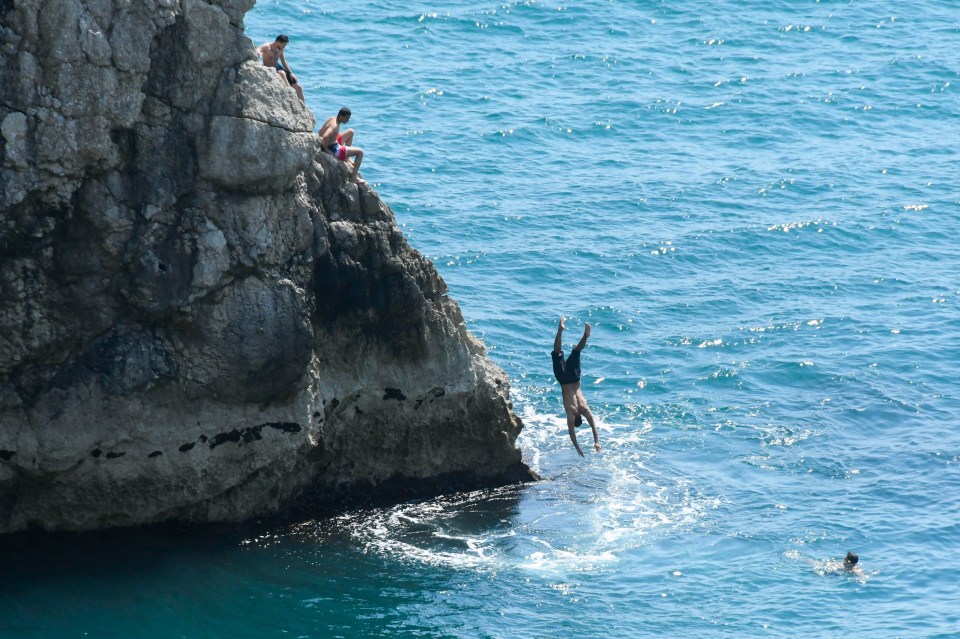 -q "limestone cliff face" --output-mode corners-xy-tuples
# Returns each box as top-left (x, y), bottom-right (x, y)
(0, 0), (531, 534)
